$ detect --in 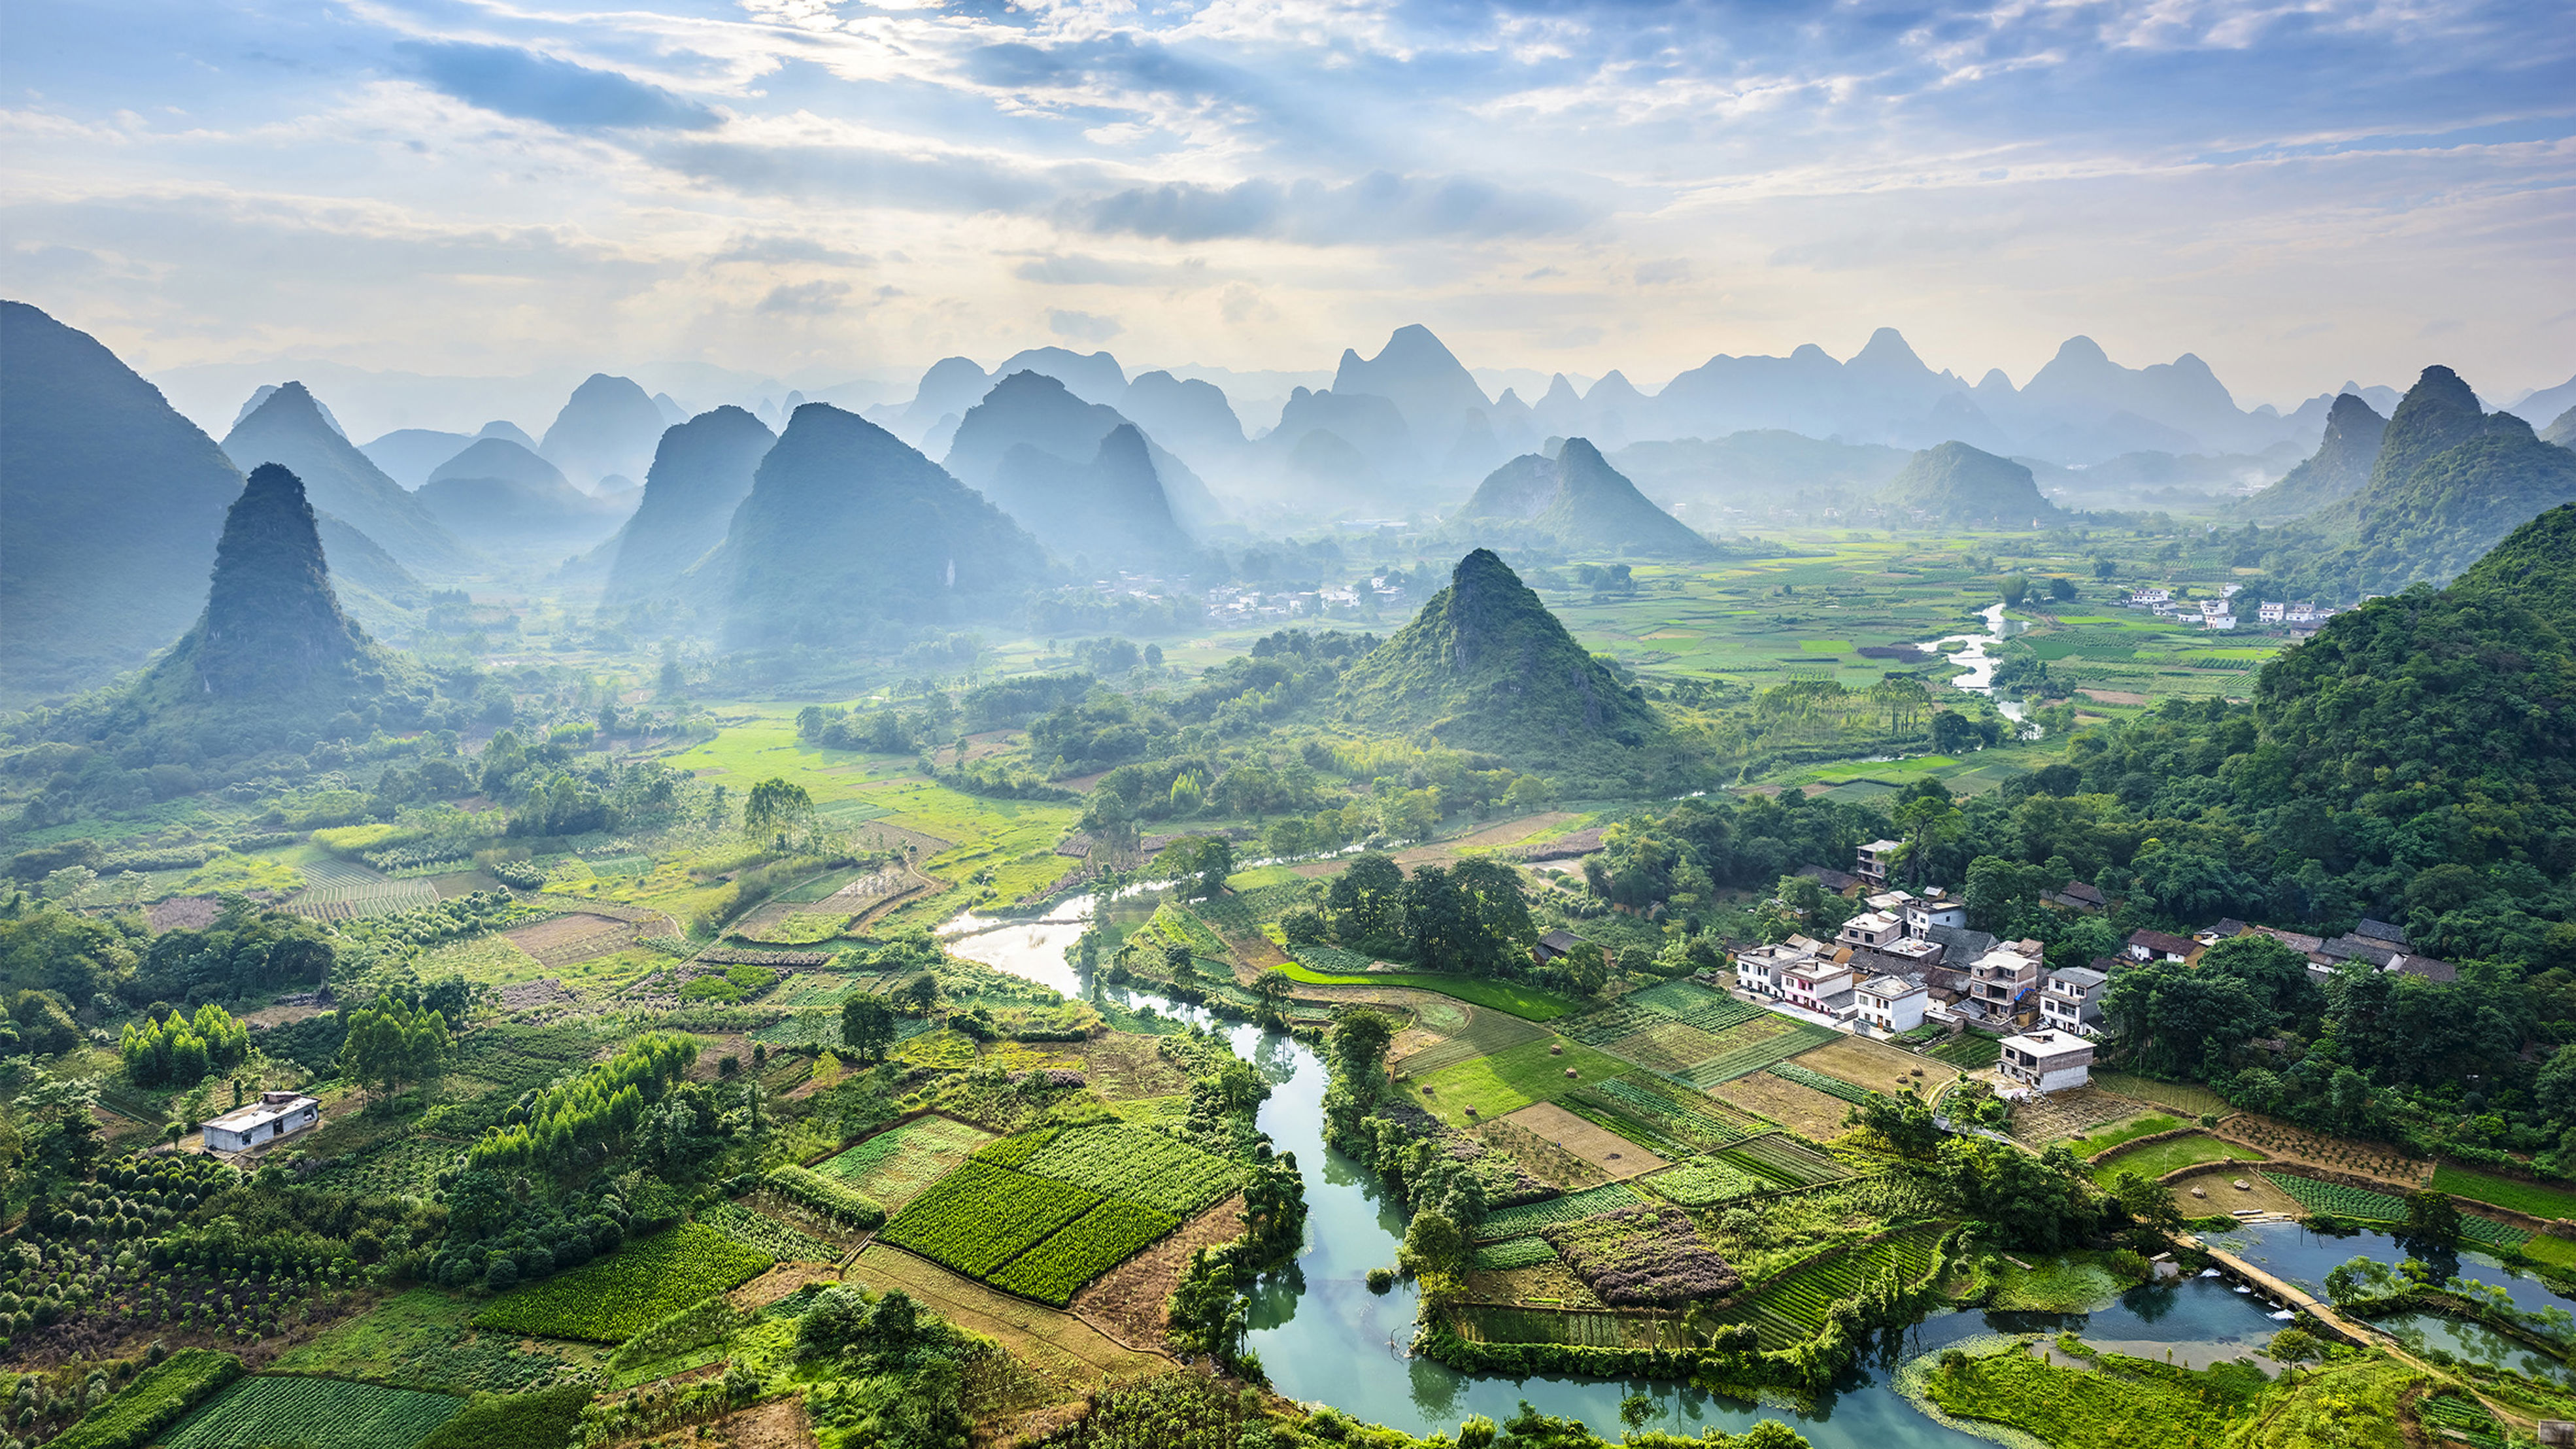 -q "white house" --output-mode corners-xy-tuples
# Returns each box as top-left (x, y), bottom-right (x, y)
(1998, 1030), (2095, 1093)
(1733, 938), (1818, 998)
(2129, 588), (2171, 606)
(1837, 911), (1906, 950)
(2258, 601), (2286, 623)
(1778, 956), (1857, 1015)
(1855, 976), (1928, 1036)
(1856, 840), (1903, 885)
(2203, 613), (2238, 630)
(202, 1092), (322, 1153)
(1903, 896), (1967, 938)
(2039, 965), (2110, 1036)
(1966, 944), (2045, 1026)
